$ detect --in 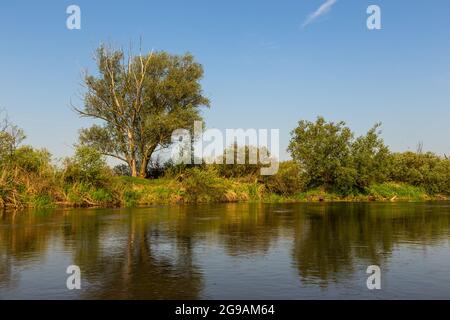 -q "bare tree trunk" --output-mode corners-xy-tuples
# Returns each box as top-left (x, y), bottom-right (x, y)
(139, 157), (149, 178)
(130, 159), (138, 177)
(139, 144), (157, 178)
(127, 128), (139, 177)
